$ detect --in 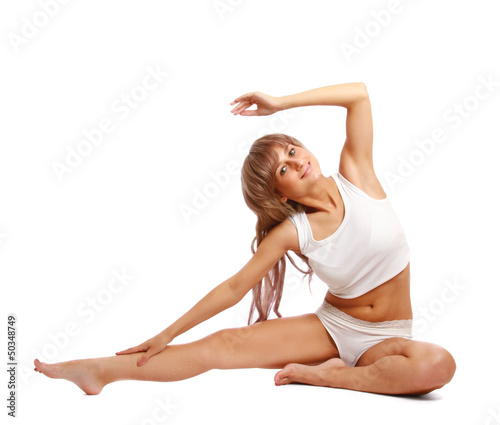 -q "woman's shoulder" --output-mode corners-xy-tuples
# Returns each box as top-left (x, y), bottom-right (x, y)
(270, 217), (301, 253)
